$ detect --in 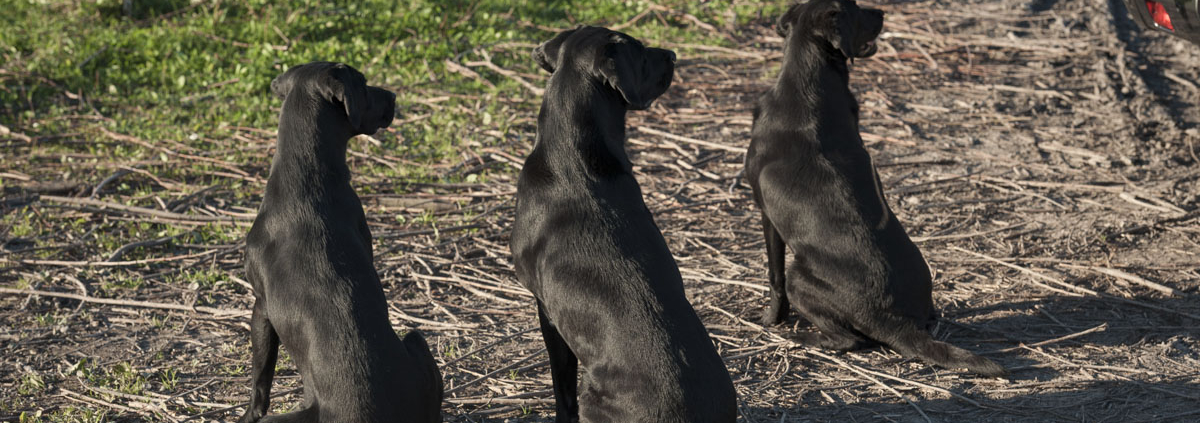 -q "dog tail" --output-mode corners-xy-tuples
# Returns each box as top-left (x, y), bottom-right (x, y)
(863, 313), (1008, 378)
